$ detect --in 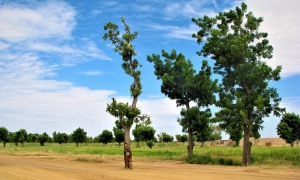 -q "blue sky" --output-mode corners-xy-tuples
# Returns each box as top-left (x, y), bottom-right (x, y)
(0, 0), (299, 139)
